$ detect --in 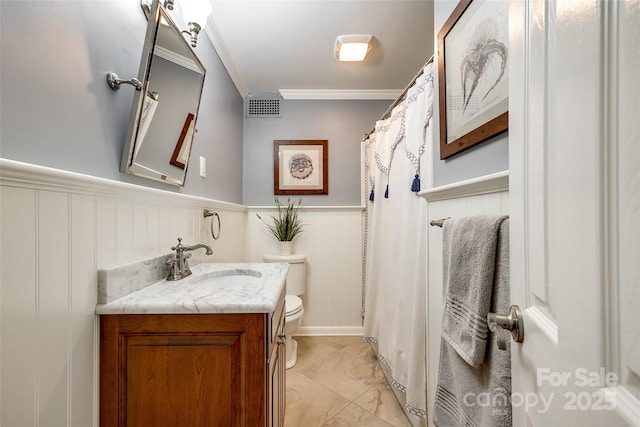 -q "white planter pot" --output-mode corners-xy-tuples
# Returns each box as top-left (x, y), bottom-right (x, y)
(278, 241), (293, 255)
